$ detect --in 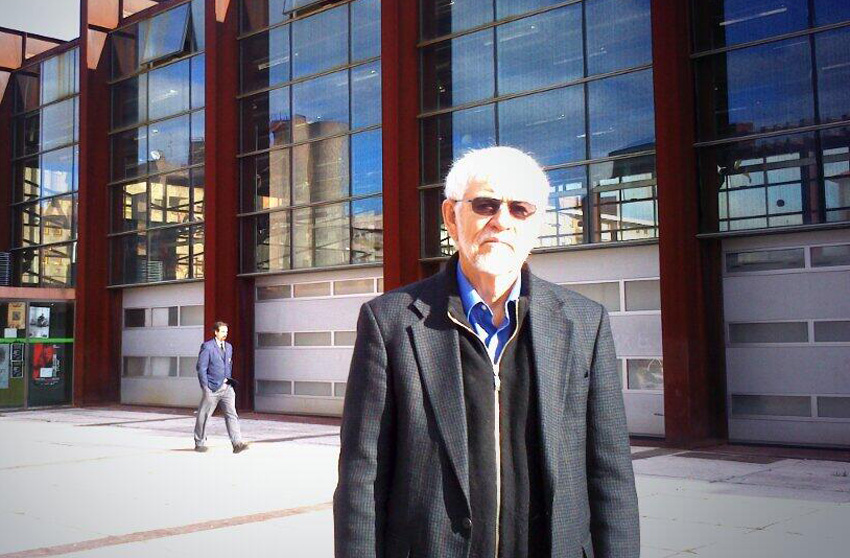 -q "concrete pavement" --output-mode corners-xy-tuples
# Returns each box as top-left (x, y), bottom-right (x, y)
(0, 407), (848, 557)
